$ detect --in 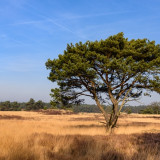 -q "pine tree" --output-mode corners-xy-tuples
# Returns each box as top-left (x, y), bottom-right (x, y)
(46, 32), (160, 132)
